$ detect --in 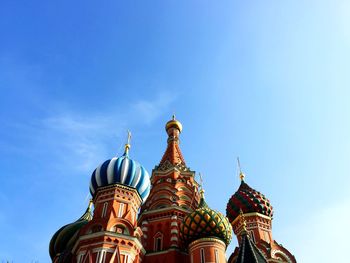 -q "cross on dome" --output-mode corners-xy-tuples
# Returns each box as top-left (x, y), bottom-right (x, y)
(237, 157), (245, 181)
(124, 130), (132, 156)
